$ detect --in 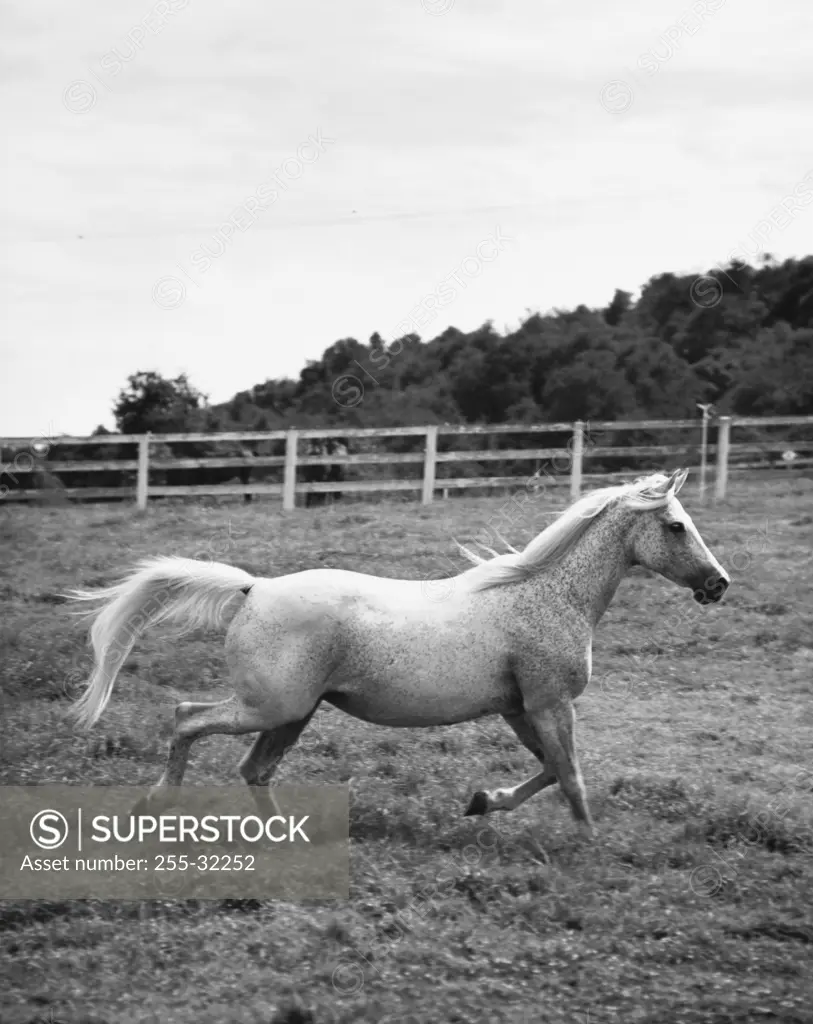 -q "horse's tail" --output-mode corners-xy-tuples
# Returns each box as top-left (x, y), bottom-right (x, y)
(67, 556), (254, 730)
